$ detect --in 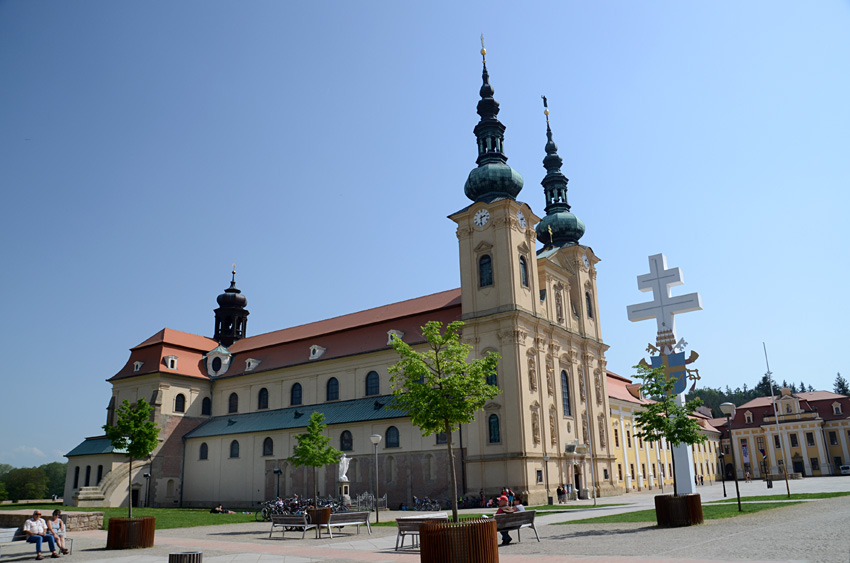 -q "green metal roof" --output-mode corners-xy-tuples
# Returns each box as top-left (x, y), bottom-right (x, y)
(66, 437), (125, 457)
(183, 395), (407, 440)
